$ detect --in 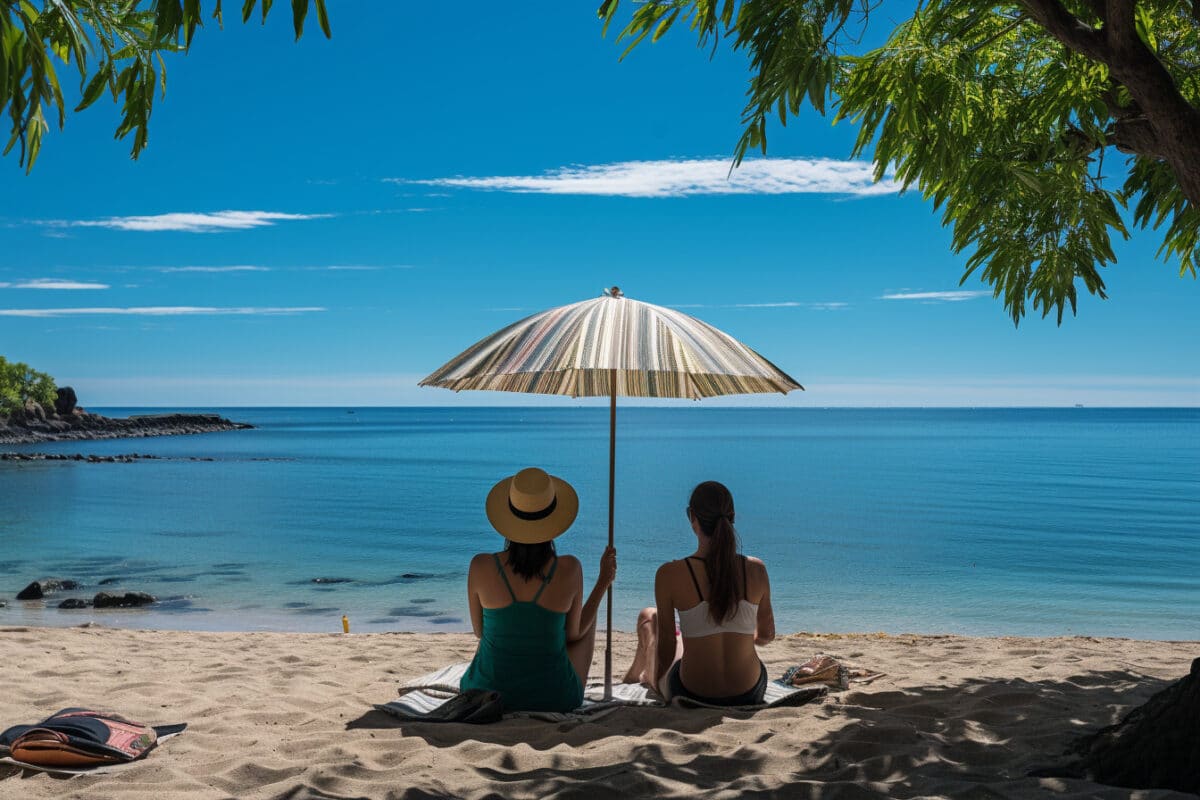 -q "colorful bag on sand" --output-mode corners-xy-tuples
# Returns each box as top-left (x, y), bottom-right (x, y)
(0, 708), (163, 768)
(784, 655), (843, 687)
